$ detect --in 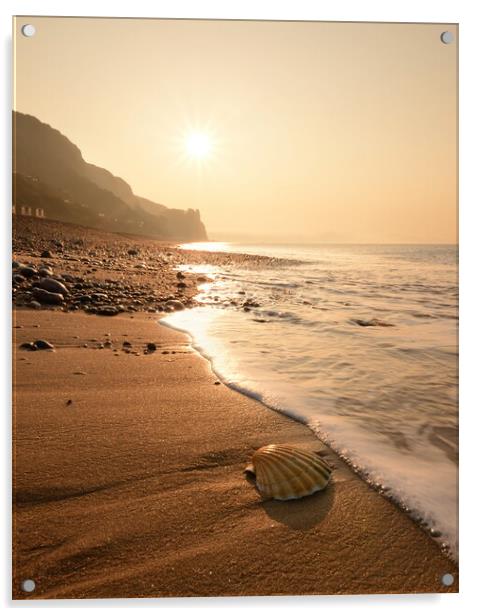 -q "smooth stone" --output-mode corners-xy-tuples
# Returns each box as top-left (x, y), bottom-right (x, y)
(352, 318), (395, 328)
(19, 342), (37, 351)
(36, 277), (70, 296)
(96, 305), (119, 316)
(34, 339), (55, 350)
(41, 250), (53, 258)
(38, 268), (53, 277)
(32, 288), (64, 305)
(91, 293), (109, 301)
(29, 300), (42, 310)
(165, 299), (185, 311)
(18, 266), (37, 279)
(146, 342), (157, 352)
